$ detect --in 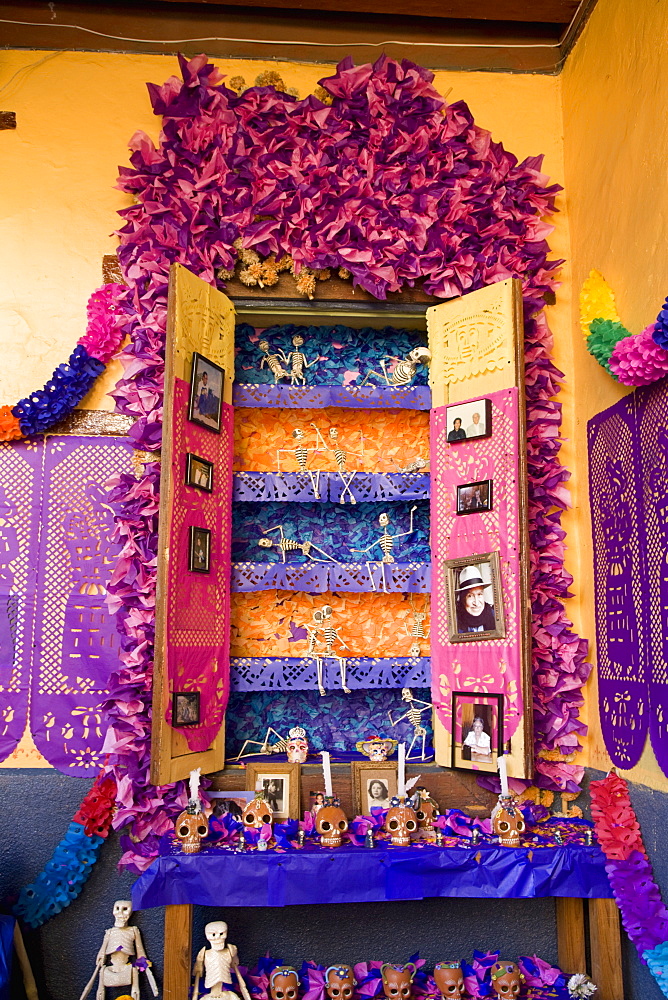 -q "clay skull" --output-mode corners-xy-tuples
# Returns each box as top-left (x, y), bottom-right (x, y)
(434, 963), (464, 1000)
(490, 962), (522, 998)
(286, 727), (308, 764)
(415, 789), (439, 832)
(325, 965), (356, 1000)
(271, 968), (300, 1000)
(175, 806), (209, 854)
(384, 801), (418, 846)
(316, 800), (348, 848)
(491, 796), (525, 848)
(242, 795), (273, 830)
(381, 964), (416, 1000)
